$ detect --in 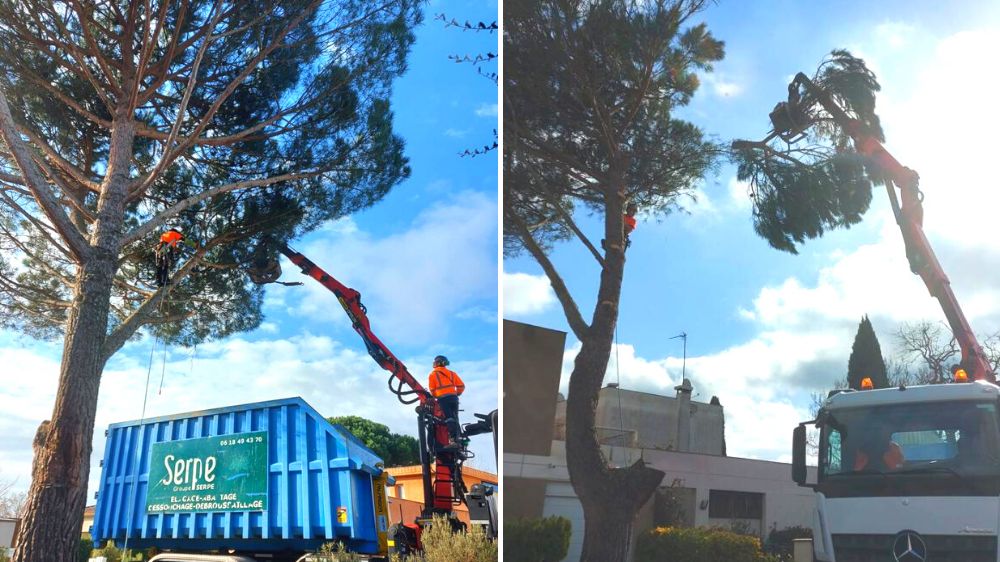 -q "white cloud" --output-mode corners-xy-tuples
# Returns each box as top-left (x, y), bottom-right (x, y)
(679, 189), (717, 219)
(286, 191), (498, 346)
(444, 128), (469, 138)
(0, 331), (498, 498)
(874, 21), (917, 49)
(474, 103), (498, 117)
(727, 176), (752, 211)
(503, 272), (556, 315)
(455, 306), (498, 323)
(701, 73), (744, 98)
(558, 339), (818, 460)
